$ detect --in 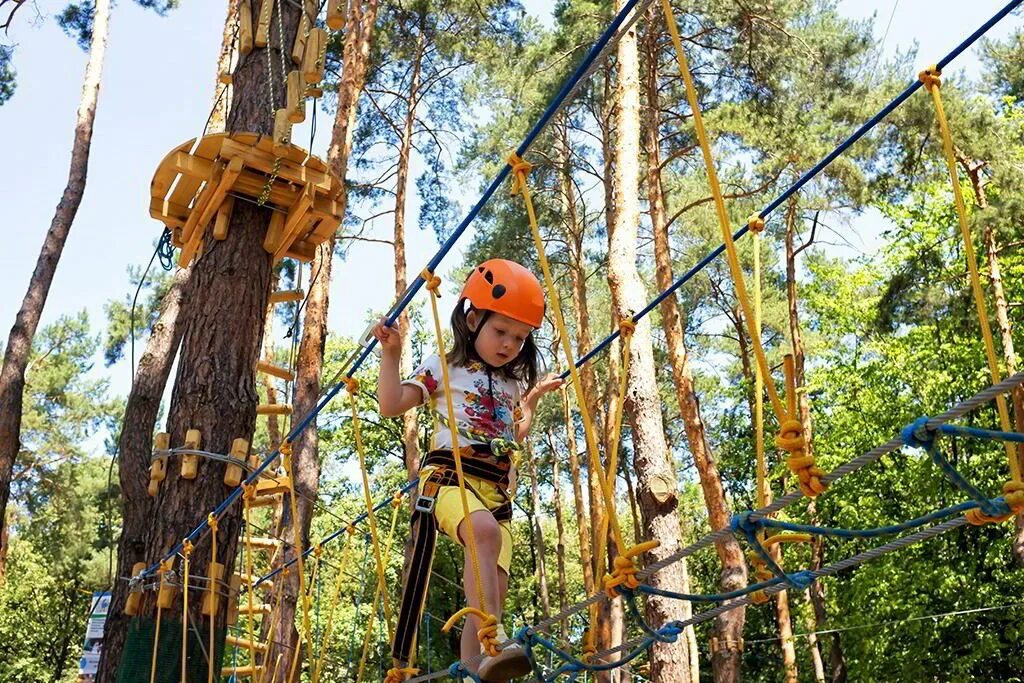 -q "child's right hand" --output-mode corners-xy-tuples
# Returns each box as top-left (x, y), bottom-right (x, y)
(372, 319), (402, 356)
